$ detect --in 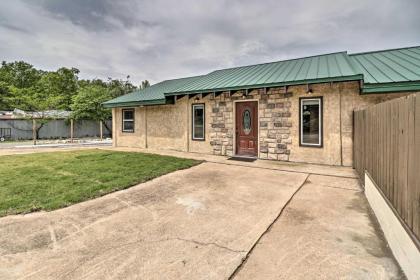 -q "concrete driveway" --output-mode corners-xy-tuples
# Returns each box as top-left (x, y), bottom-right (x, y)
(0, 156), (403, 279)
